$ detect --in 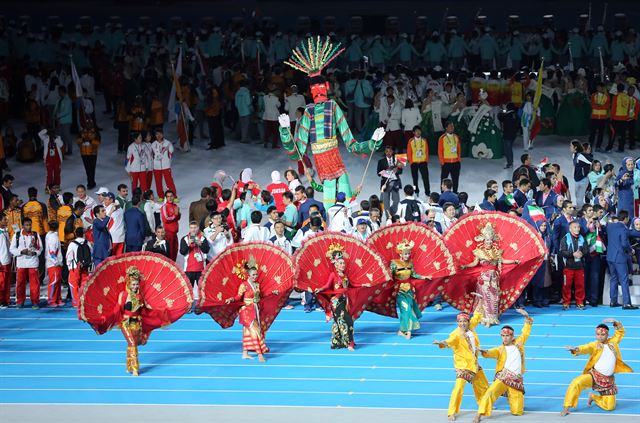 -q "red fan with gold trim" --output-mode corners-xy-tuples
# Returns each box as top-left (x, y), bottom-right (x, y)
(79, 252), (193, 335)
(367, 222), (456, 317)
(442, 211), (546, 313)
(294, 232), (392, 320)
(196, 242), (294, 332)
